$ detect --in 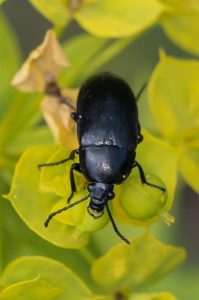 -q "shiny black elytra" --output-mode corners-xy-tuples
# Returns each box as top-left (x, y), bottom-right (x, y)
(39, 72), (165, 244)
